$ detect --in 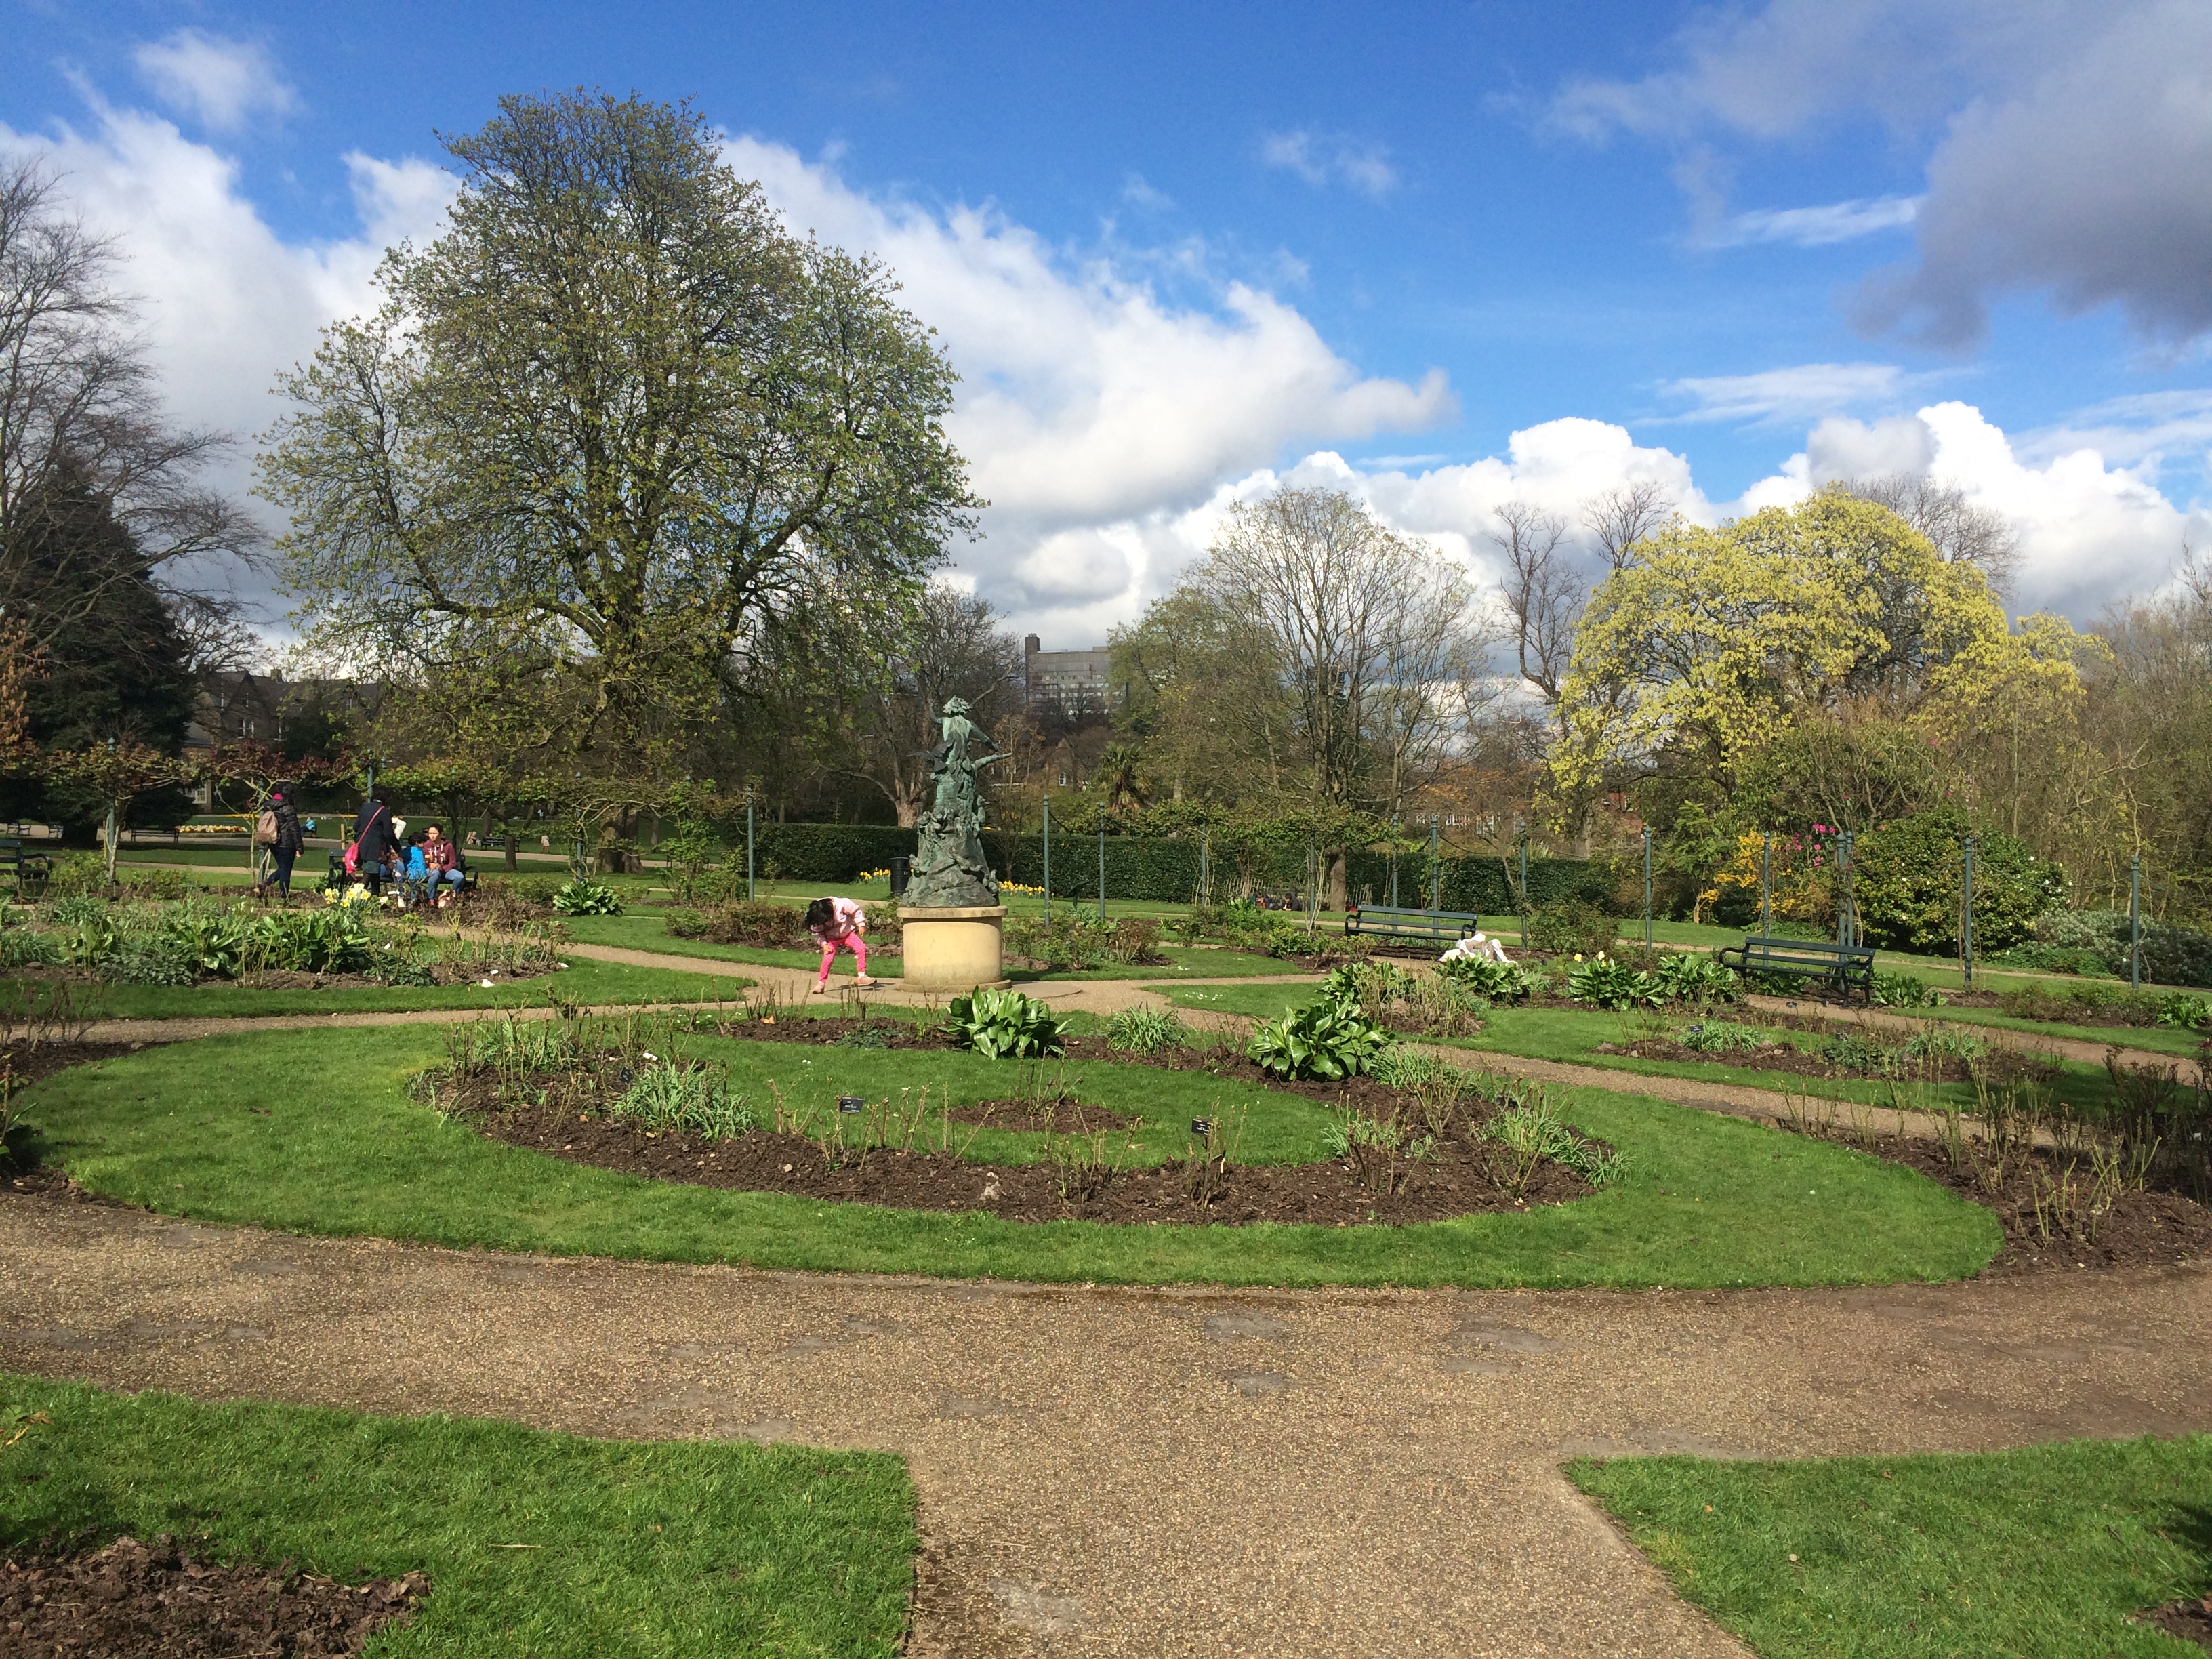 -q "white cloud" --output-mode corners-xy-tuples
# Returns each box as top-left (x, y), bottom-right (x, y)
(719, 135), (1450, 636)
(1258, 130), (1398, 199)
(1553, 0), (2212, 347)
(1656, 361), (1934, 425)
(1702, 194), (1920, 249)
(134, 30), (298, 132)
